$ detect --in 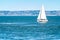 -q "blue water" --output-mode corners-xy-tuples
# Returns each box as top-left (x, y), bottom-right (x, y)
(0, 16), (59, 40)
